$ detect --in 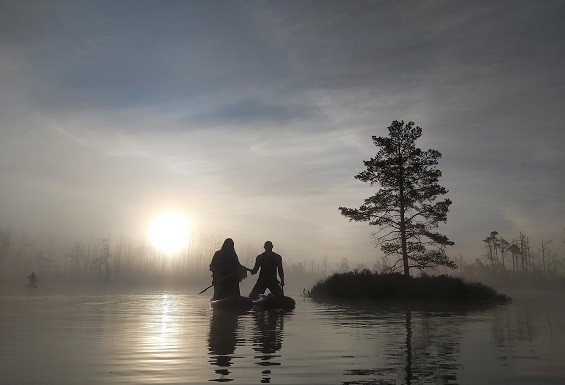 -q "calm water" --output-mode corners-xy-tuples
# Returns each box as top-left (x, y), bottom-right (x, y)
(1, 289), (564, 384)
